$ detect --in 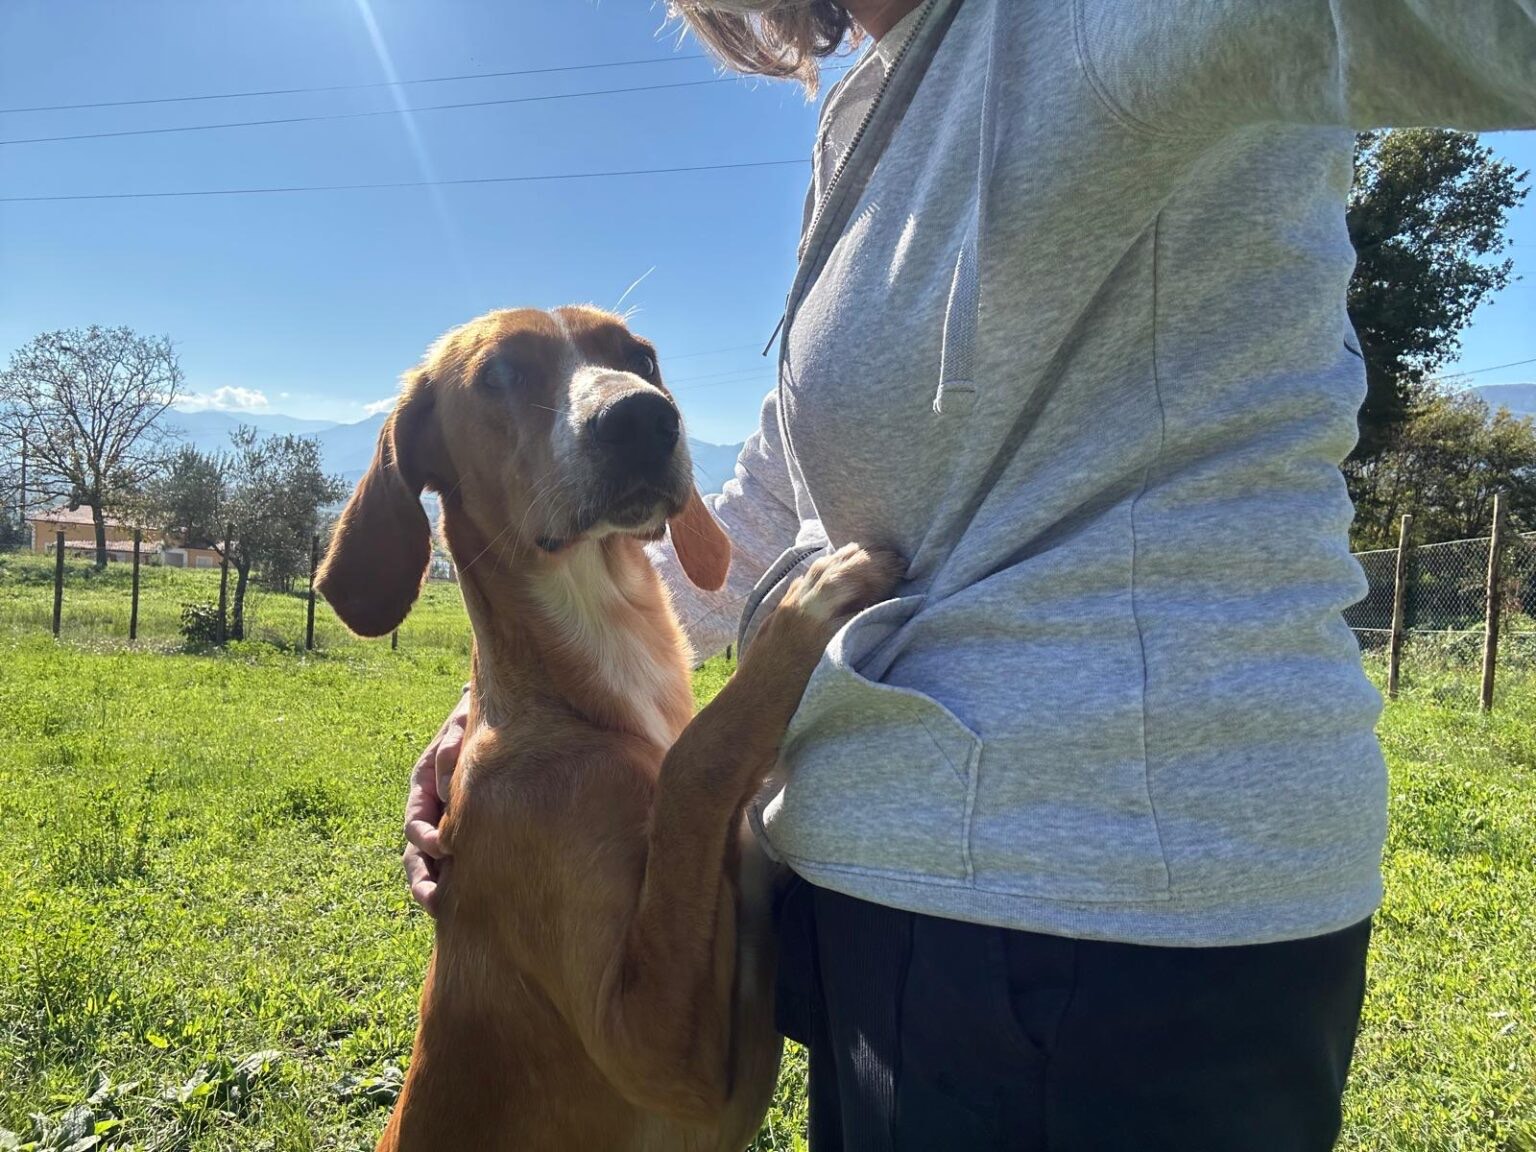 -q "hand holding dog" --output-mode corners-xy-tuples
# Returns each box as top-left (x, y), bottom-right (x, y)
(403, 691), (469, 914)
